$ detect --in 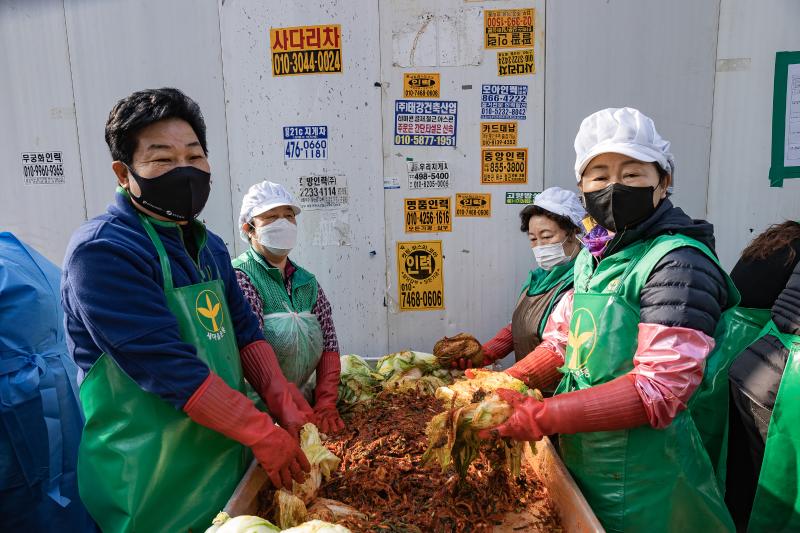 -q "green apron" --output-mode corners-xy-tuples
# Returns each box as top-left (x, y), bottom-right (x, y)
(747, 321), (800, 532)
(233, 248), (322, 386)
(555, 235), (737, 532)
(690, 306), (771, 491)
(511, 261), (575, 361)
(77, 214), (250, 533)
